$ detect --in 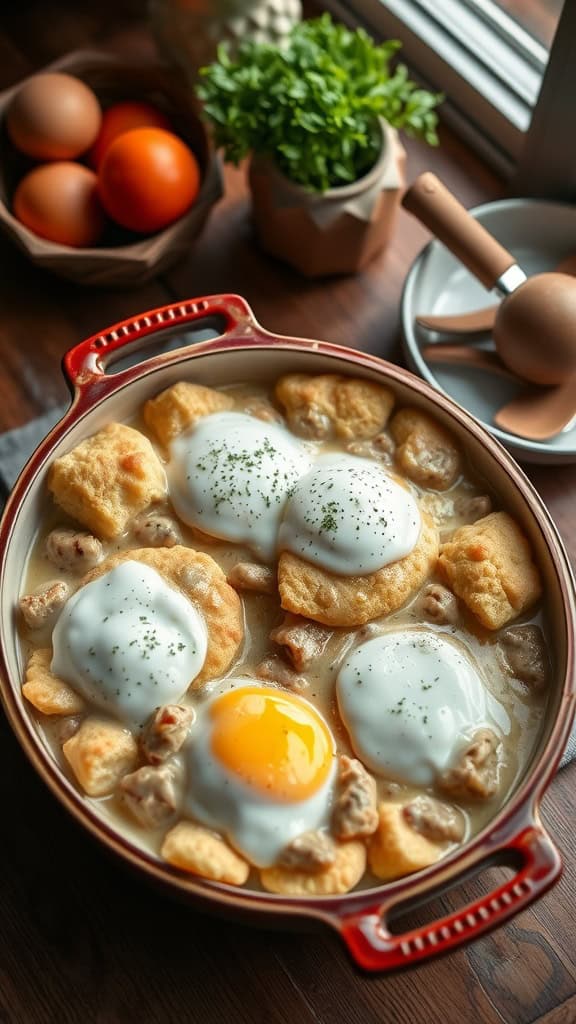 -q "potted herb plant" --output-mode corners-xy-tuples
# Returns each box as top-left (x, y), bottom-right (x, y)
(197, 15), (441, 277)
